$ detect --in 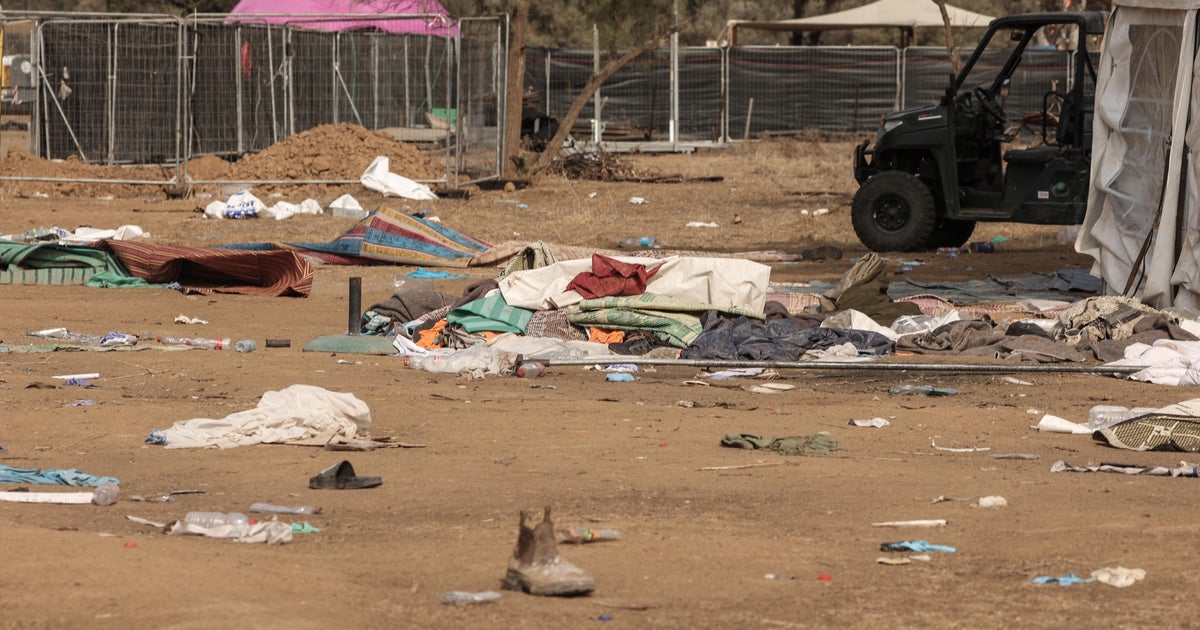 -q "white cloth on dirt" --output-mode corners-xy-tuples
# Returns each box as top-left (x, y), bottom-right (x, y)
(1109, 339), (1200, 385)
(497, 255), (771, 312)
(484, 332), (613, 359)
(360, 155), (437, 200)
(156, 384), (371, 449)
